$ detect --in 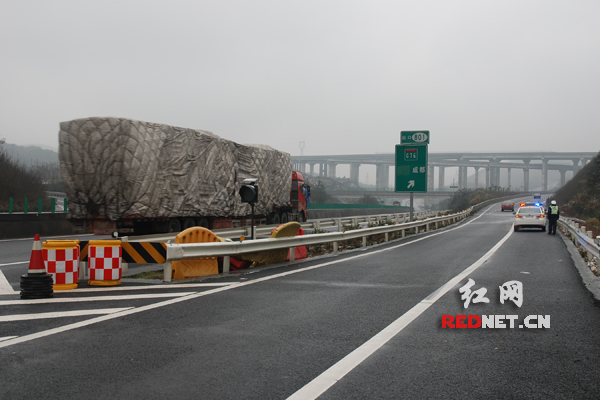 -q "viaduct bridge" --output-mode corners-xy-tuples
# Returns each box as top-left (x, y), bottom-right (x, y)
(292, 152), (597, 192)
